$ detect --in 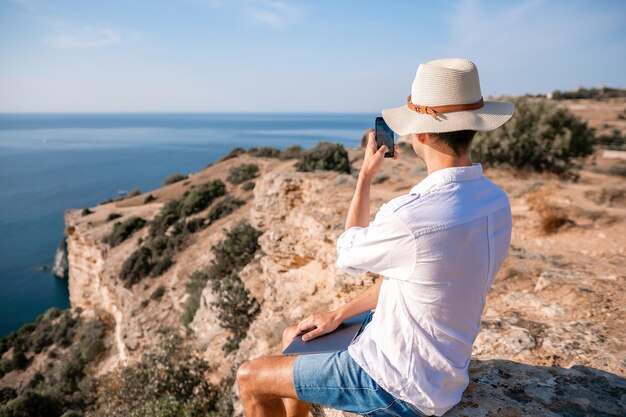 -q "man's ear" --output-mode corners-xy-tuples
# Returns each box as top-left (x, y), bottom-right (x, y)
(416, 133), (427, 144)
